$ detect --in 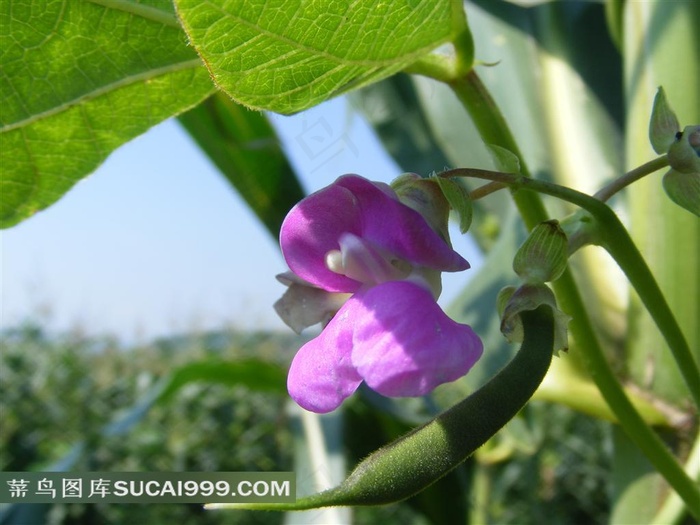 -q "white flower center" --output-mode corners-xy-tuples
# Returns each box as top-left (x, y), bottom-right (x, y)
(325, 233), (410, 285)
